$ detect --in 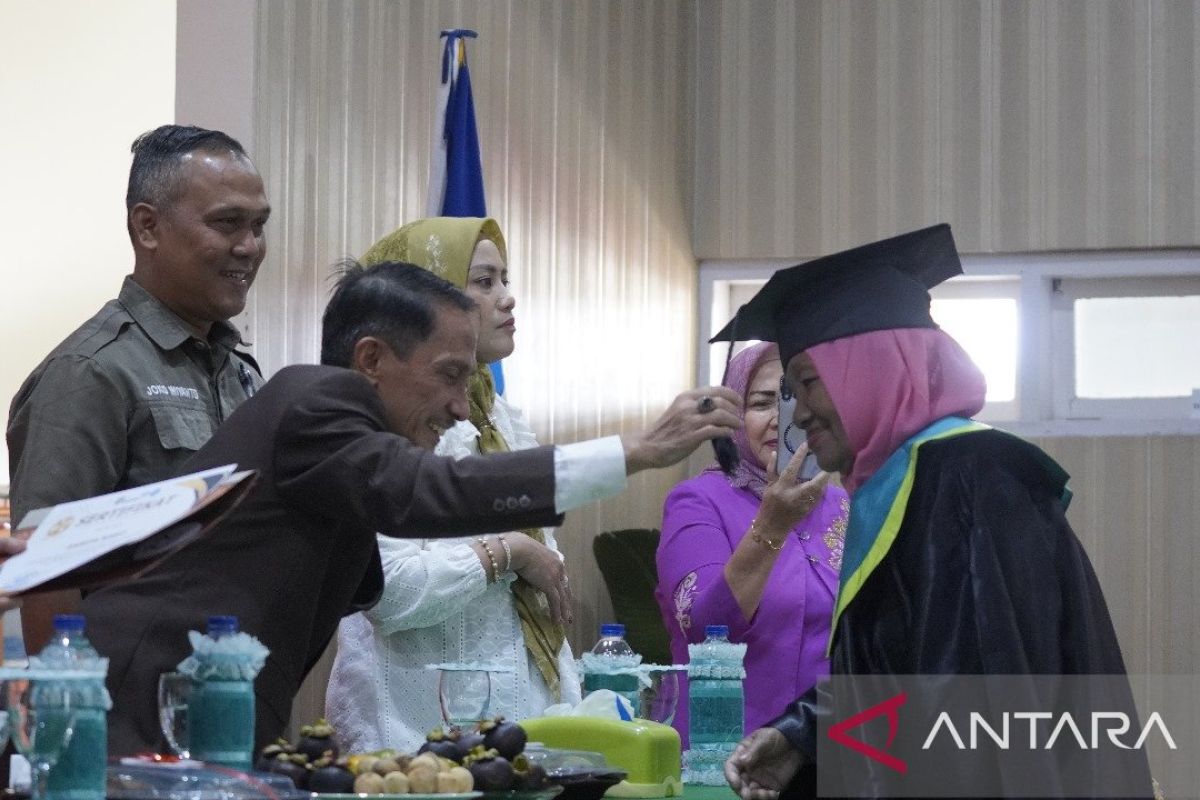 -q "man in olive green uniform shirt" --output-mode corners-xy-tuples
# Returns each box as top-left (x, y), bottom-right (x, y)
(7, 277), (260, 521)
(6, 124), (271, 650)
